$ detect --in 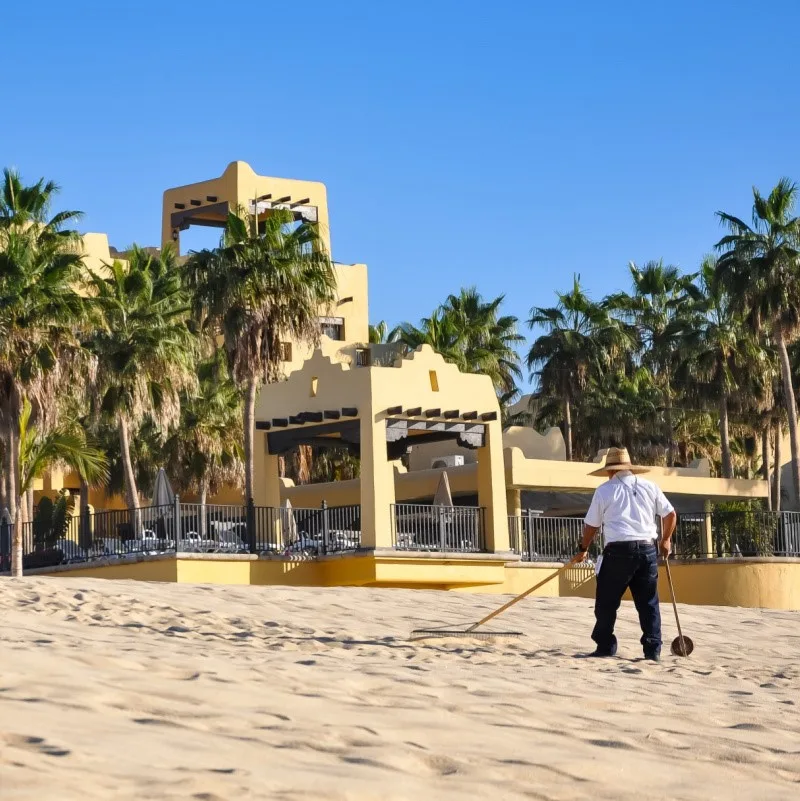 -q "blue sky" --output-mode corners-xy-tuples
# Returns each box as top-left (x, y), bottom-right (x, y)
(4, 0), (800, 378)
